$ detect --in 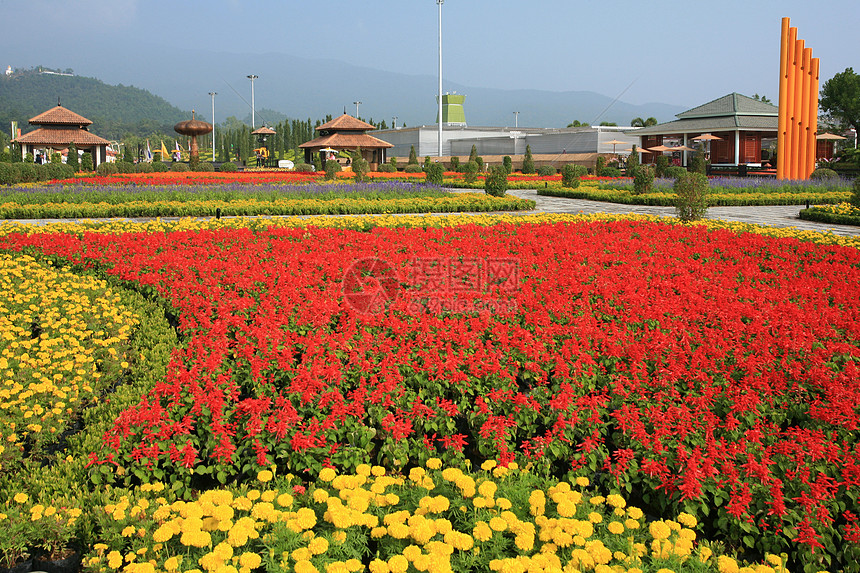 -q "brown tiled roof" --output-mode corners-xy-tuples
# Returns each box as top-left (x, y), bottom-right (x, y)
(28, 105), (93, 126)
(252, 126), (276, 135)
(15, 126), (111, 146)
(316, 114), (376, 132)
(299, 132), (394, 149)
